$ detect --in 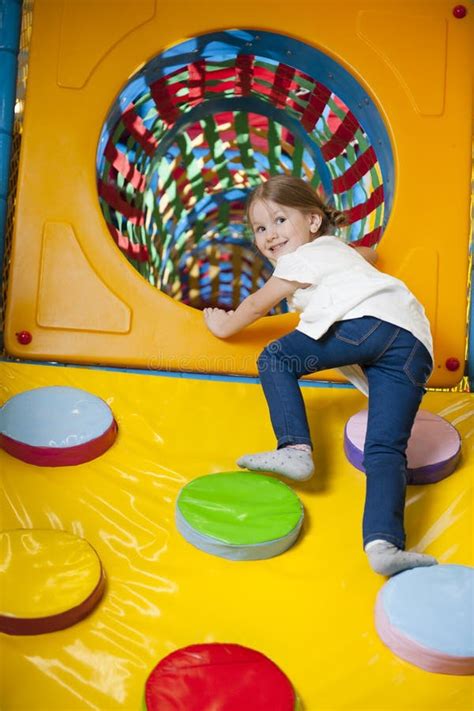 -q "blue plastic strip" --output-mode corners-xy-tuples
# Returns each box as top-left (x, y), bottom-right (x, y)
(0, 0), (22, 278)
